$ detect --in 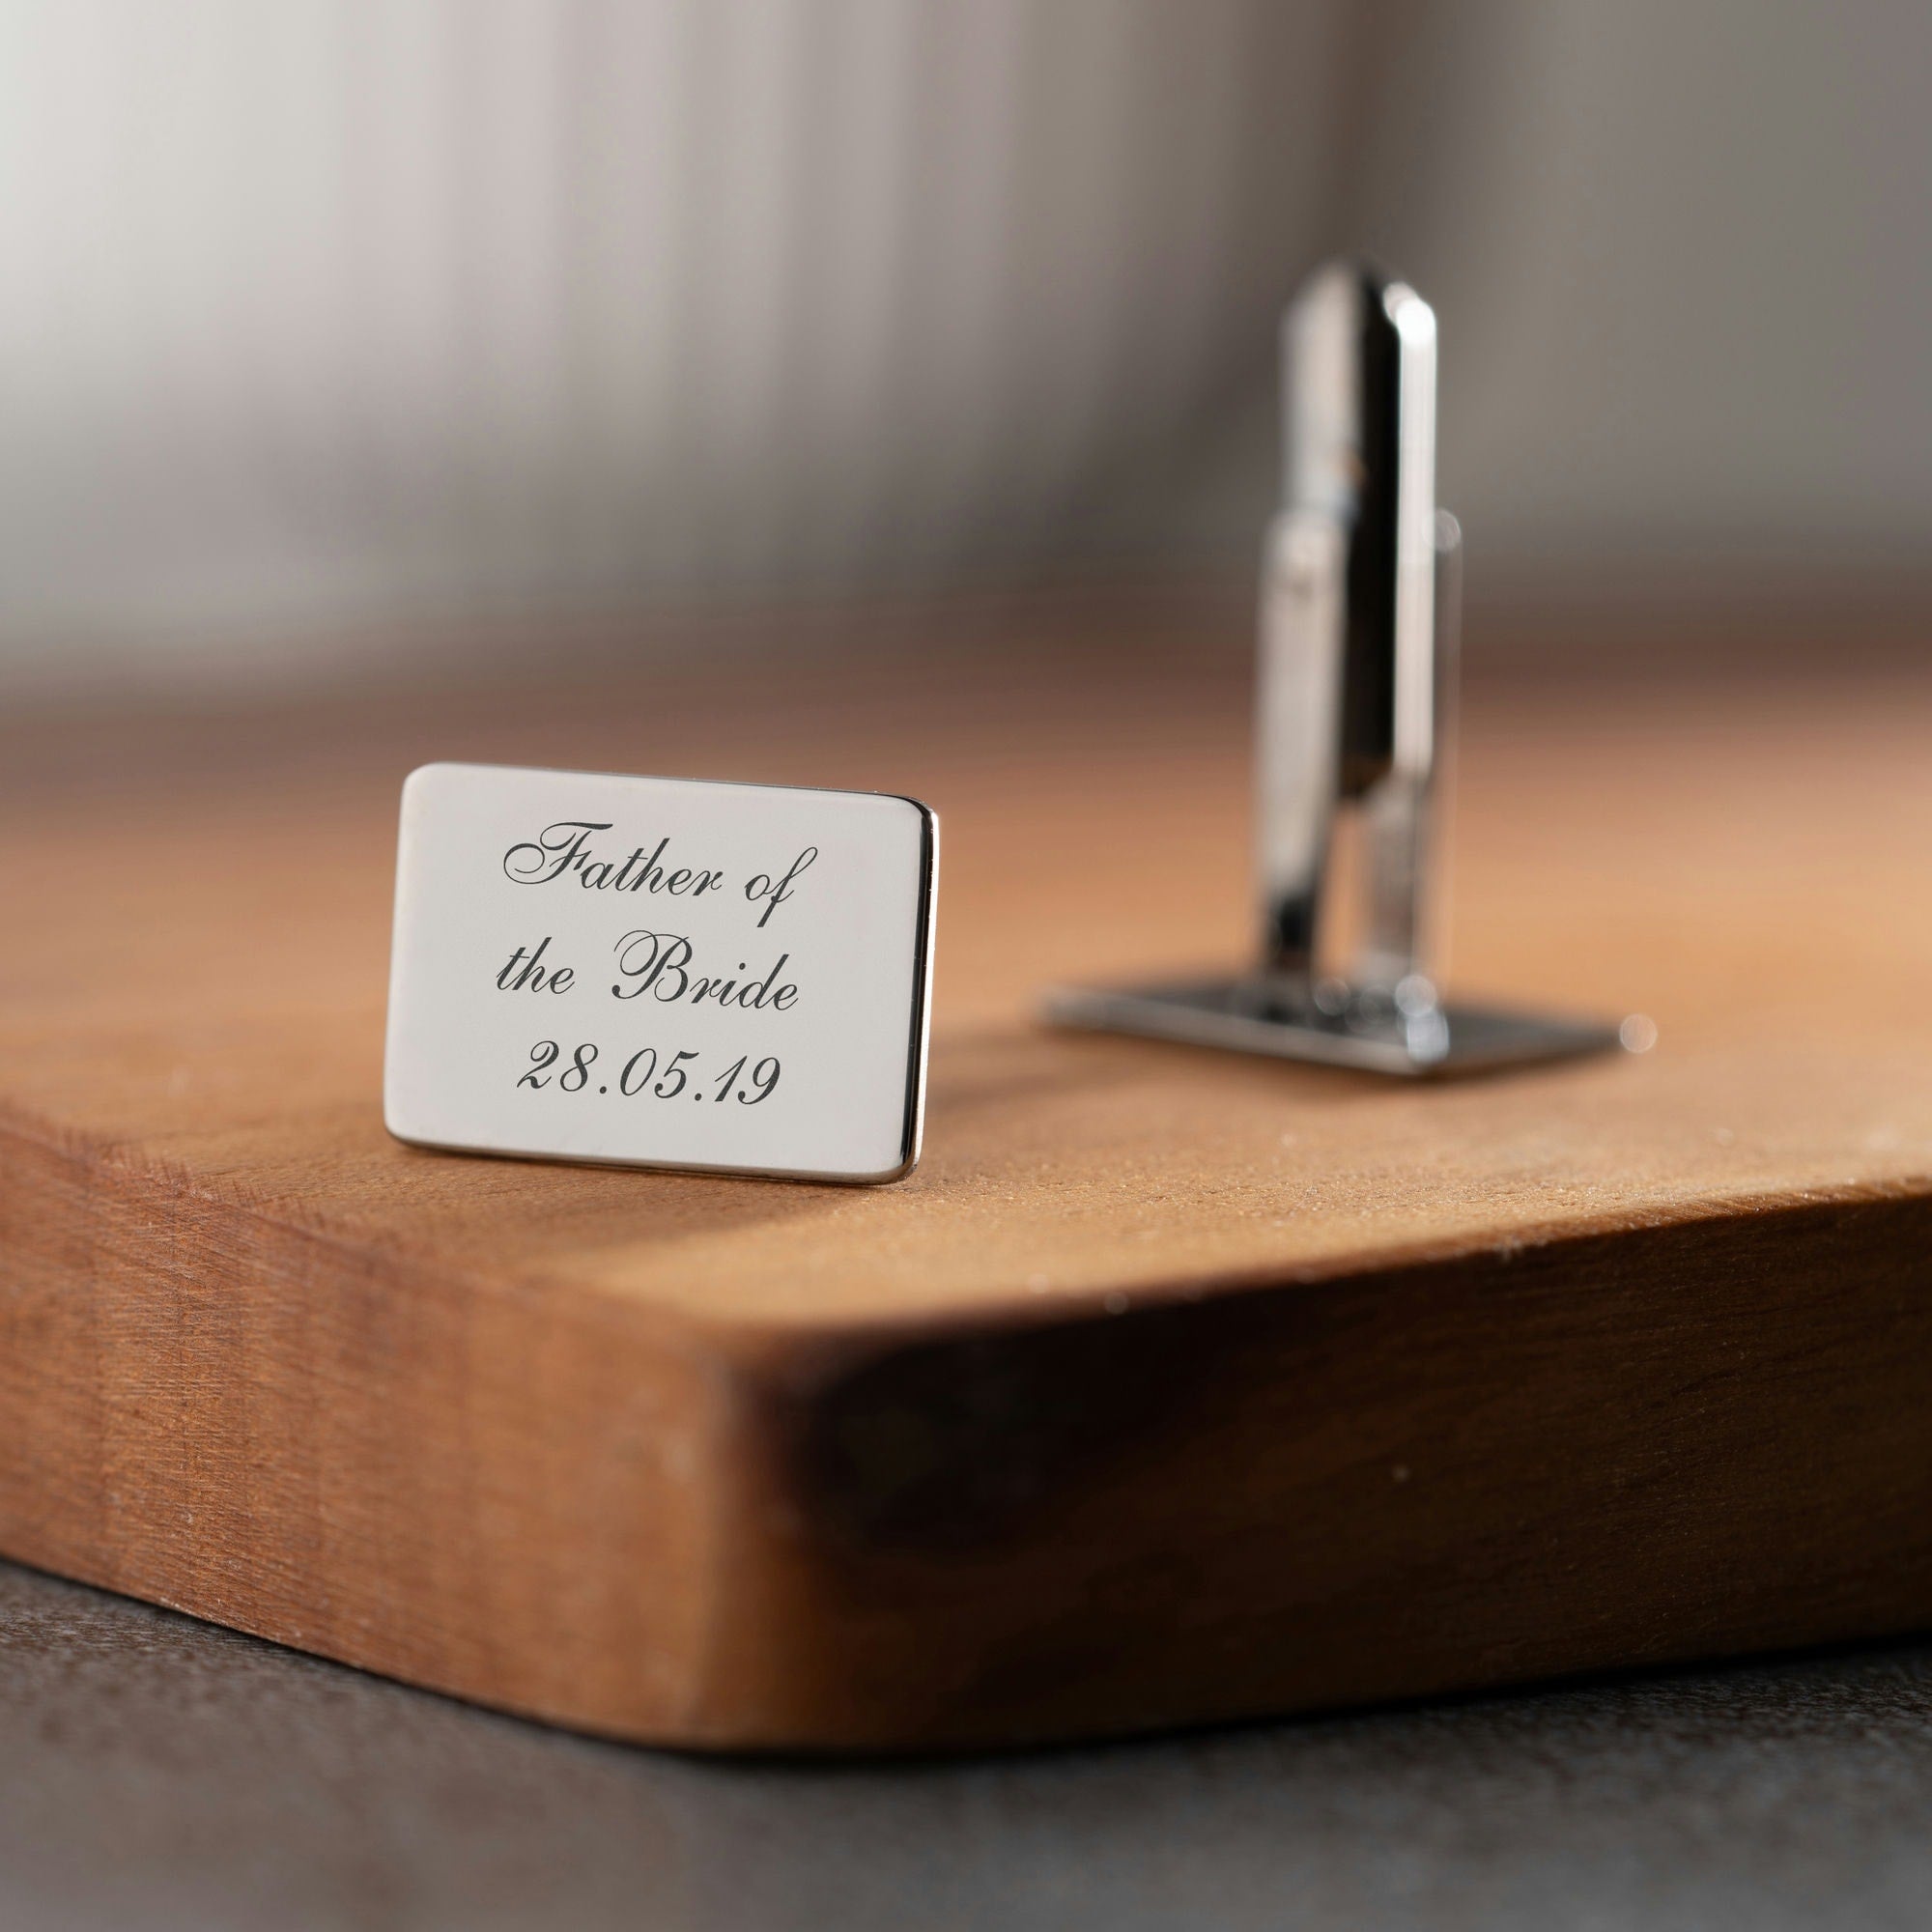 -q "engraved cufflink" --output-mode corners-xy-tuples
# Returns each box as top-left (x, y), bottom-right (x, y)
(384, 764), (937, 1181)
(1047, 262), (1630, 1075)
